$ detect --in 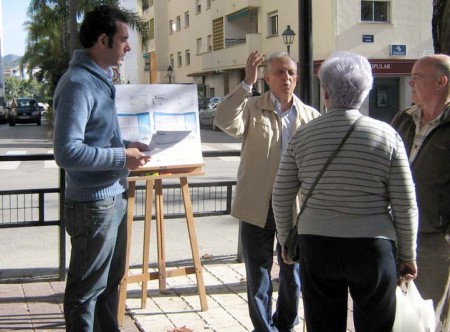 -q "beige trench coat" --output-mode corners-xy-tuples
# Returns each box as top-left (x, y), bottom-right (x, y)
(215, 85), (320, 228)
